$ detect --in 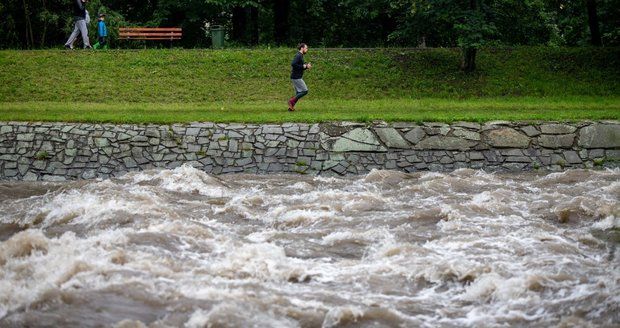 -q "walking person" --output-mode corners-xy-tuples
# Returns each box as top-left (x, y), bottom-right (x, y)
(288, 43), (312, 111)
(93, 13), (108, 49)
(64, 0), (91, 49)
